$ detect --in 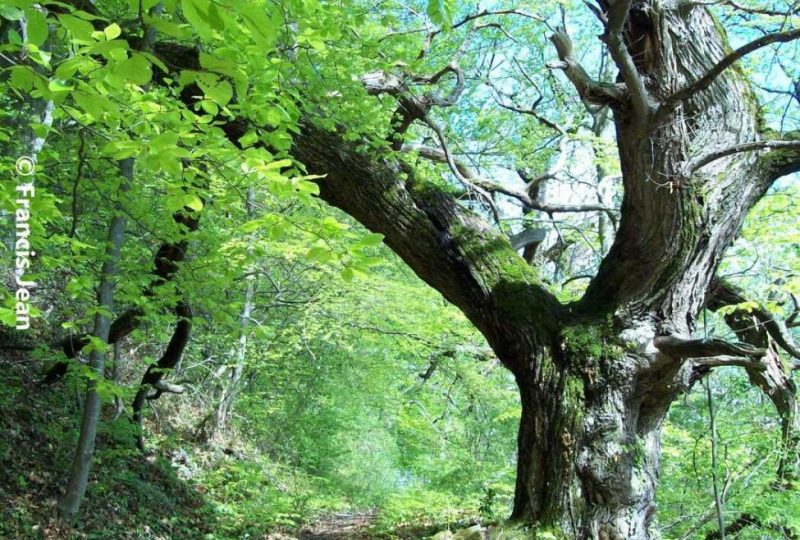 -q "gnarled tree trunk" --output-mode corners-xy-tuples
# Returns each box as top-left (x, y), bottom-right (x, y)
(502, 4), (795, 537)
